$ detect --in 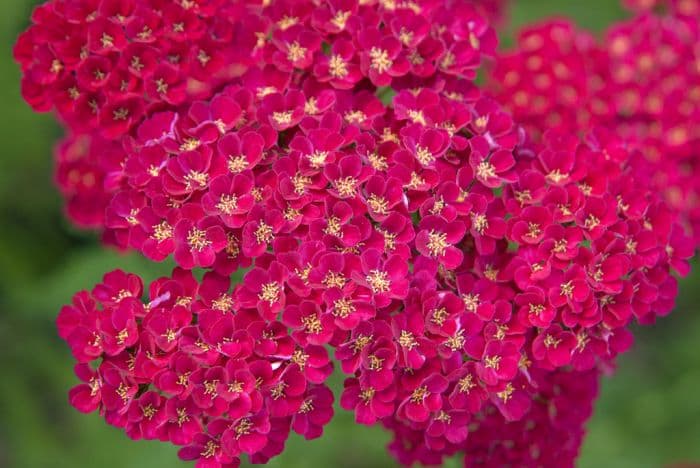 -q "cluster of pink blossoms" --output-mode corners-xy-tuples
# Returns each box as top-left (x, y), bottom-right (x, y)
(487, 7), (700, 245)
(15, 0), (696, 467)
